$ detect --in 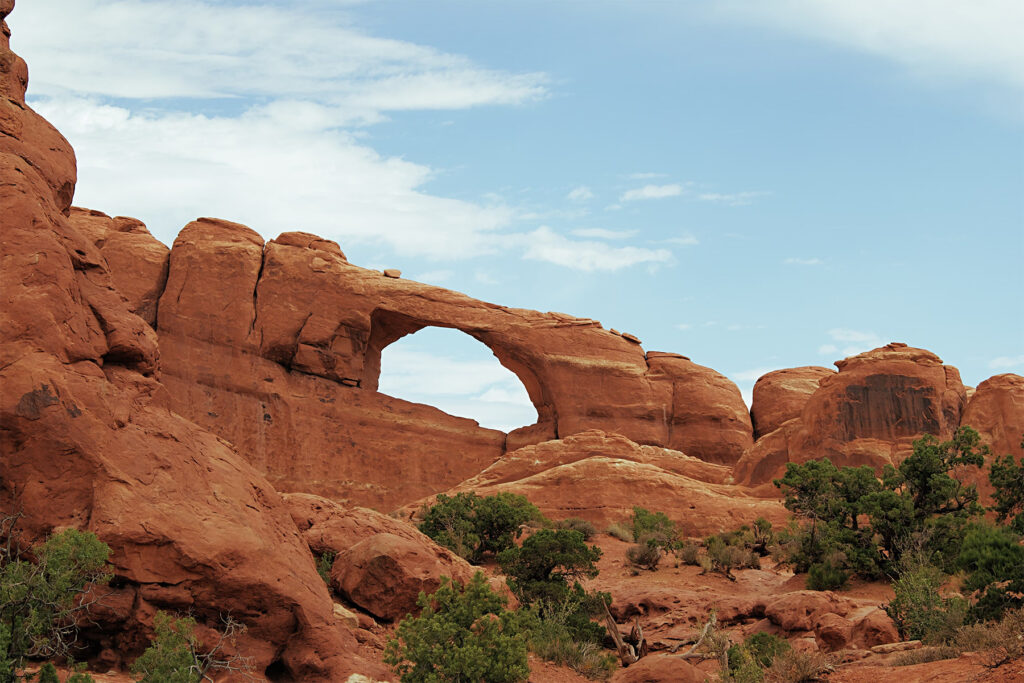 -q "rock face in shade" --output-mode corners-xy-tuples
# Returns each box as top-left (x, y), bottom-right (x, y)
(750, 366), (835, 439)
(735, 344), (968, 487)
(0, 6), (385, 678)
(68, 212), (754, 510)
(405, 431), (787, 537)
(962, 374), (1024, 459)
